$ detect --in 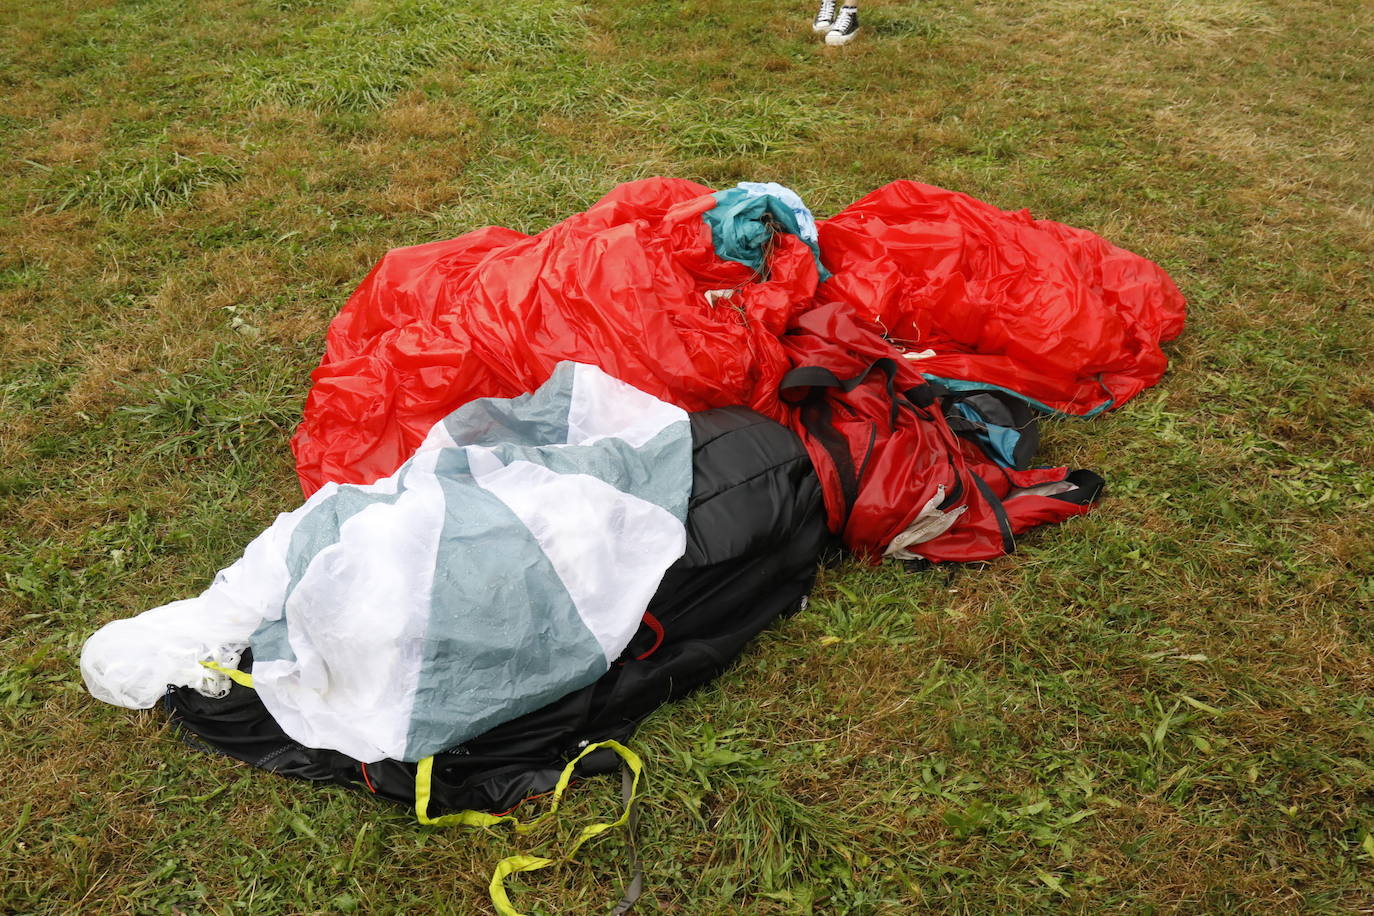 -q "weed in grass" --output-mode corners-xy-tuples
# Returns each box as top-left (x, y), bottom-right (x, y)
(116, 343), (303, 465)
(233, 0), (588, 112)
(38, 151), (244, 216)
